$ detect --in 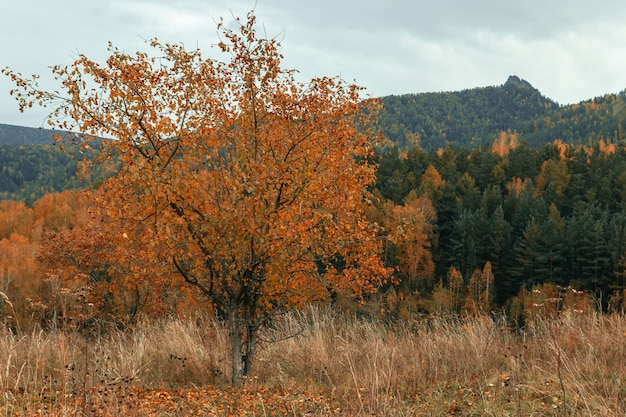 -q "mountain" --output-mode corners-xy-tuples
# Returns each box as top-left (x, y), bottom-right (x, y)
(0, 123), (64, 145)
(0, 143), (92, 204)
(378, 75), (624, 149)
